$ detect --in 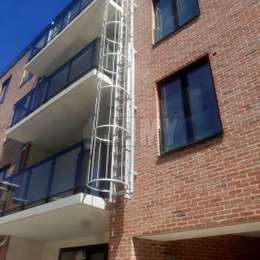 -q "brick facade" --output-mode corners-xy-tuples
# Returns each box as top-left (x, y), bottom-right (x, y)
(0, 53), (37, 172)
(109, 0), (260, 259)
(0, 0), (259, 259)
